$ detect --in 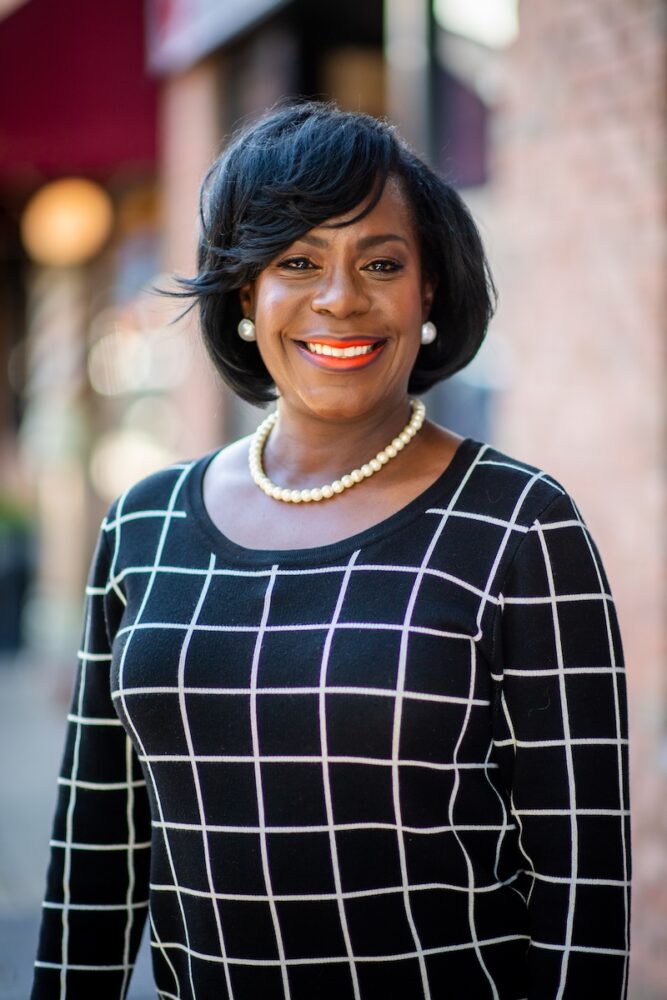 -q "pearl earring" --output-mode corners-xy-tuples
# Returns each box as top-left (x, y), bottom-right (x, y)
(237, 318), (256, 342)
(420, 321), (437, 345)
